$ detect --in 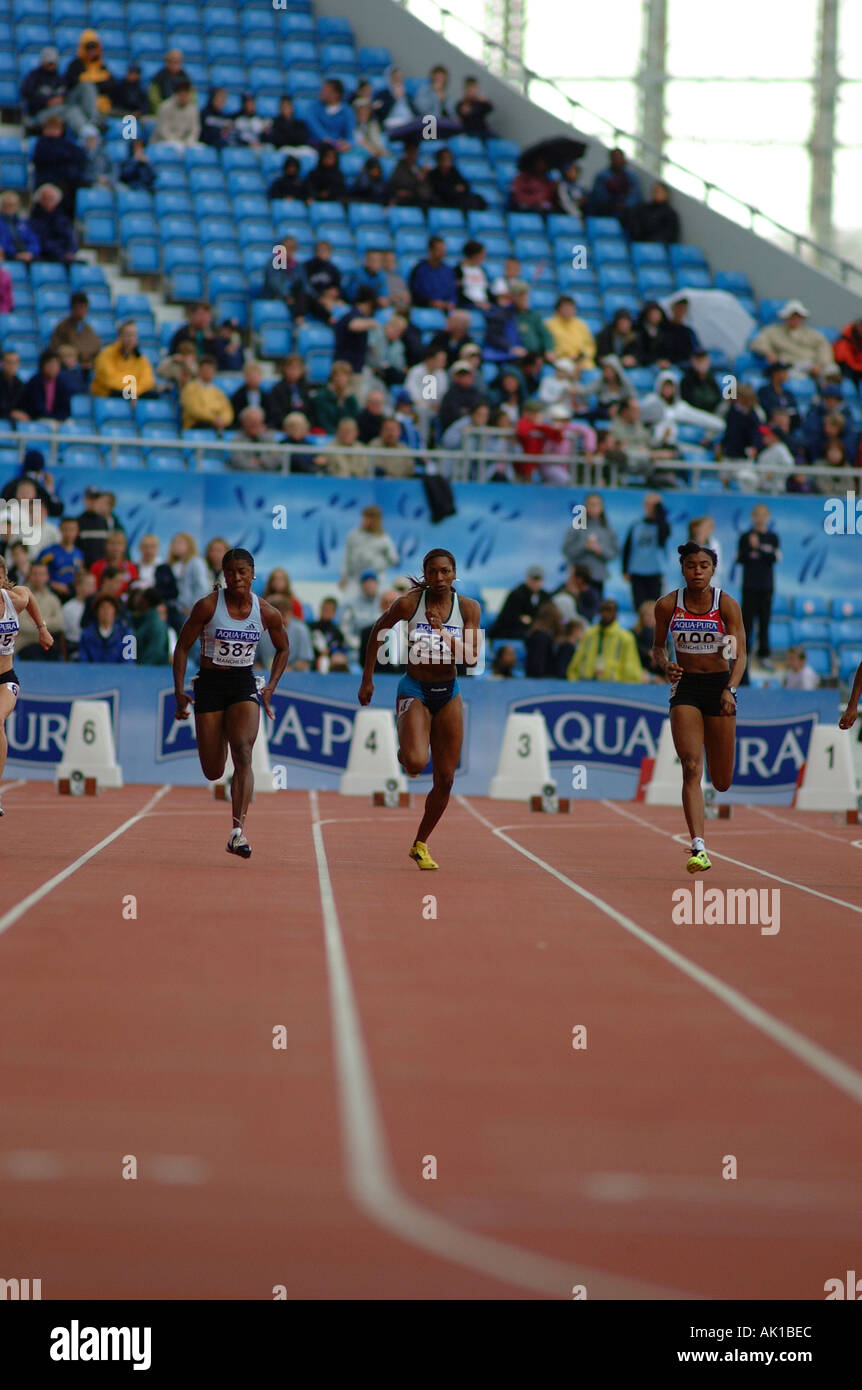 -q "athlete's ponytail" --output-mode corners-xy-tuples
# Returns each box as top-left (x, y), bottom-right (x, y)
(407, 547), (457, 590)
